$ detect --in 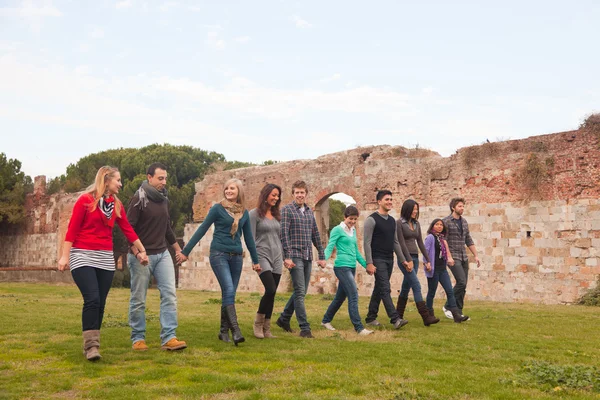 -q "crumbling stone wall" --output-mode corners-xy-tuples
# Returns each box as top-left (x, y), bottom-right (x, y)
(181, 129), (600, 304)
